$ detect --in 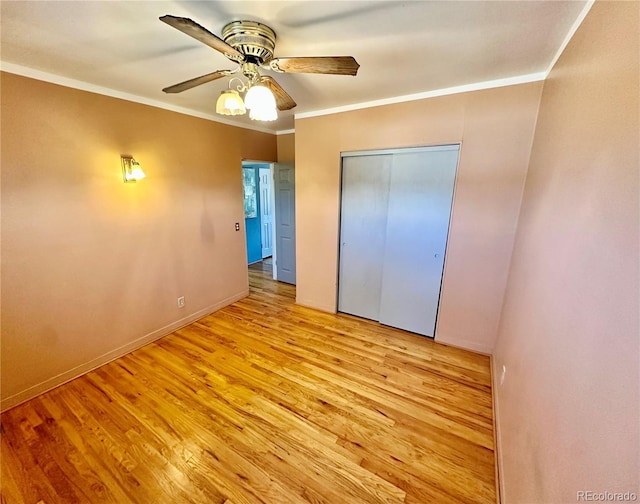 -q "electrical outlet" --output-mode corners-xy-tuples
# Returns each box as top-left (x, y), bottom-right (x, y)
(177, 296), (185, 308)
(235, 222), (240, 231)
(500, 365), (506, 386)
